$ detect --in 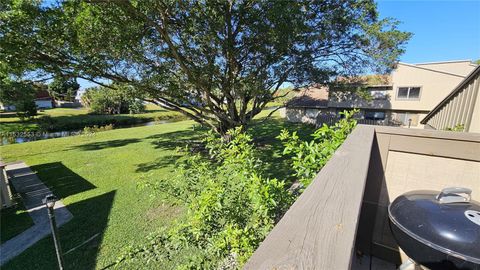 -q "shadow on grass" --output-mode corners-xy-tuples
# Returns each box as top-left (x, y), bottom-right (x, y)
(31, 162), (96, 199)
(132, 129), (206, 173)
(3, 191), (116, 270)
(0, 200), (34, 244)
(71, 139), (141, 151)
(138, 117), (315, 180)
(146, 129), (204, 151)
(62, 191), (116, 270)
(0, 112), (19, 118)
(249, 117), (316, 184)
(3, 161), (115, 270)
(136, 155), (181, 173)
